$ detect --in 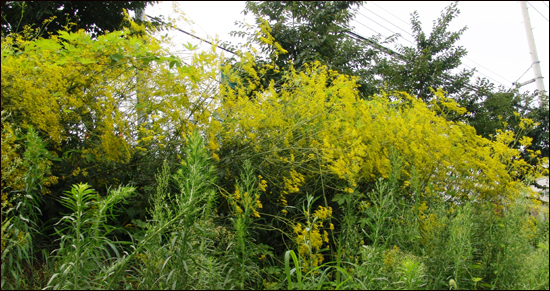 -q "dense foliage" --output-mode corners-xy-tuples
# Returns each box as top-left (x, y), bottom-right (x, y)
(1, 4), (548, 291)
(232, 1), (548, 163)
(1, 1), (157, 38)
